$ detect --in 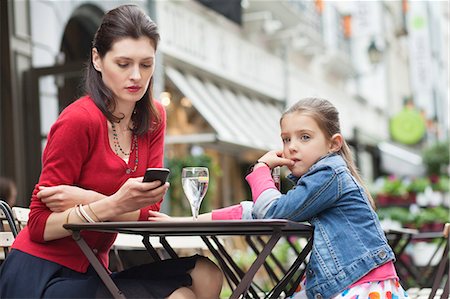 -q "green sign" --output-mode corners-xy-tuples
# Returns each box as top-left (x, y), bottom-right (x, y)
(390, 109), (426, 145)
